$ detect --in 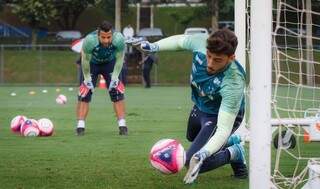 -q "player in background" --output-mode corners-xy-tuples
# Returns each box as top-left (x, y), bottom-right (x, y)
(76, 20), (128, 136)
(131, 28), (247, 183)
